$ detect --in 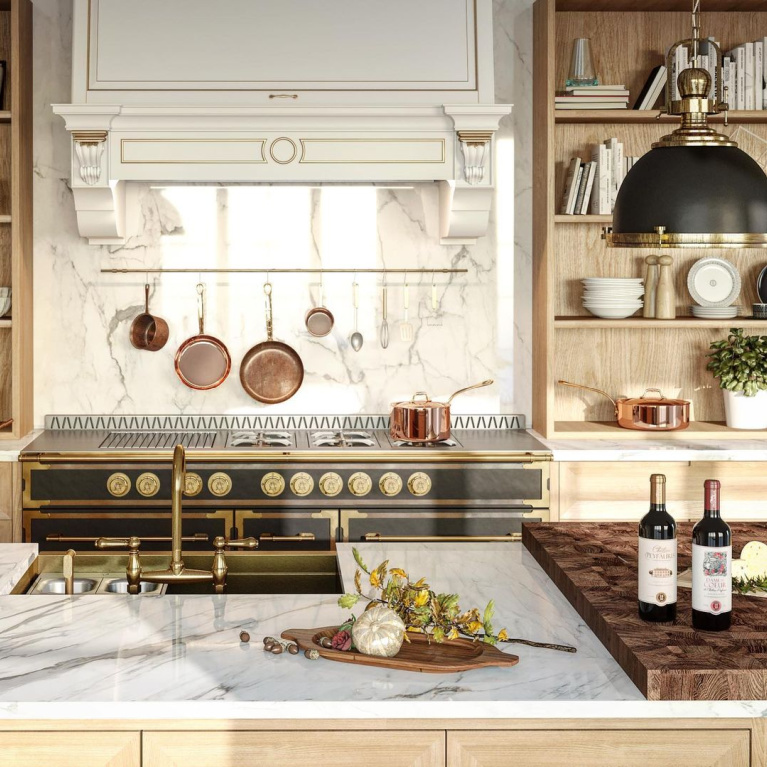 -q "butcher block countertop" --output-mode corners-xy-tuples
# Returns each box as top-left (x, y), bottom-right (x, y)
(523, 522), (767, 701)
